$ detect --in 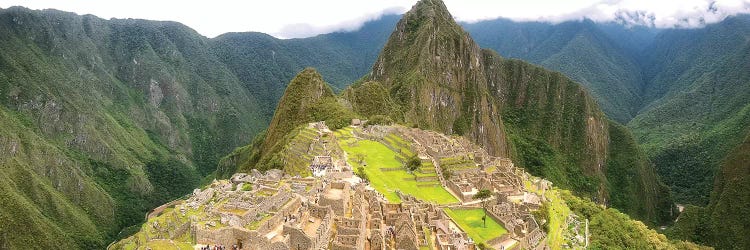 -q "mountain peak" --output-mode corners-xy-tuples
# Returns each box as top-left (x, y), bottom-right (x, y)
(263, 68), (334, 154)
(371, 0), (480, 86)
(367, 0), (506, 156)
(409, 0), (453, 20)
